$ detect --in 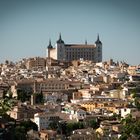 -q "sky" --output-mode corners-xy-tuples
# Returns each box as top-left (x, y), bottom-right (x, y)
(0, 0), (140, 65)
